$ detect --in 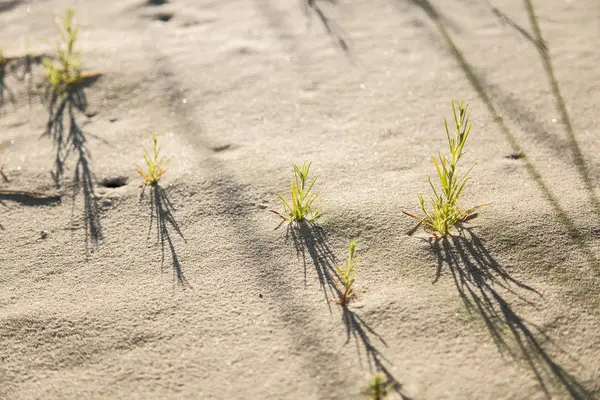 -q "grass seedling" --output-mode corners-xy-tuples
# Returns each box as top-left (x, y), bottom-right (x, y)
(403, 100), (486, 237)
(333, 240), (358, 307)
(362, 372), (392, 400)
(272, 161), (320, 223)
(136, 134), (167, 187)
(42, 9), (83, 94)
